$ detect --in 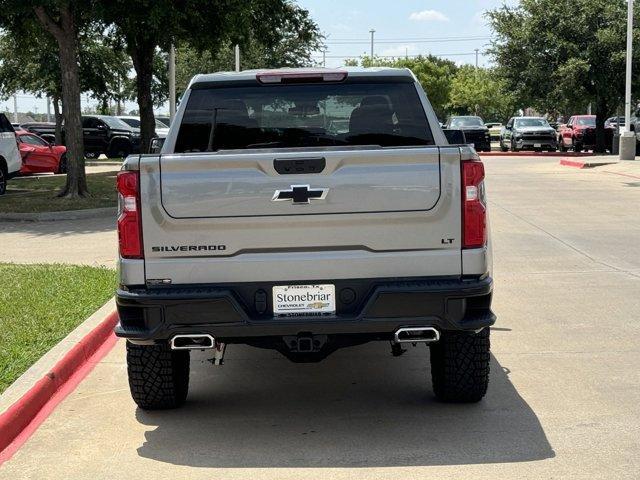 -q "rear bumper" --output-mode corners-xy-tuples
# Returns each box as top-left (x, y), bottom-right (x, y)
(115, 276), (495, 342)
